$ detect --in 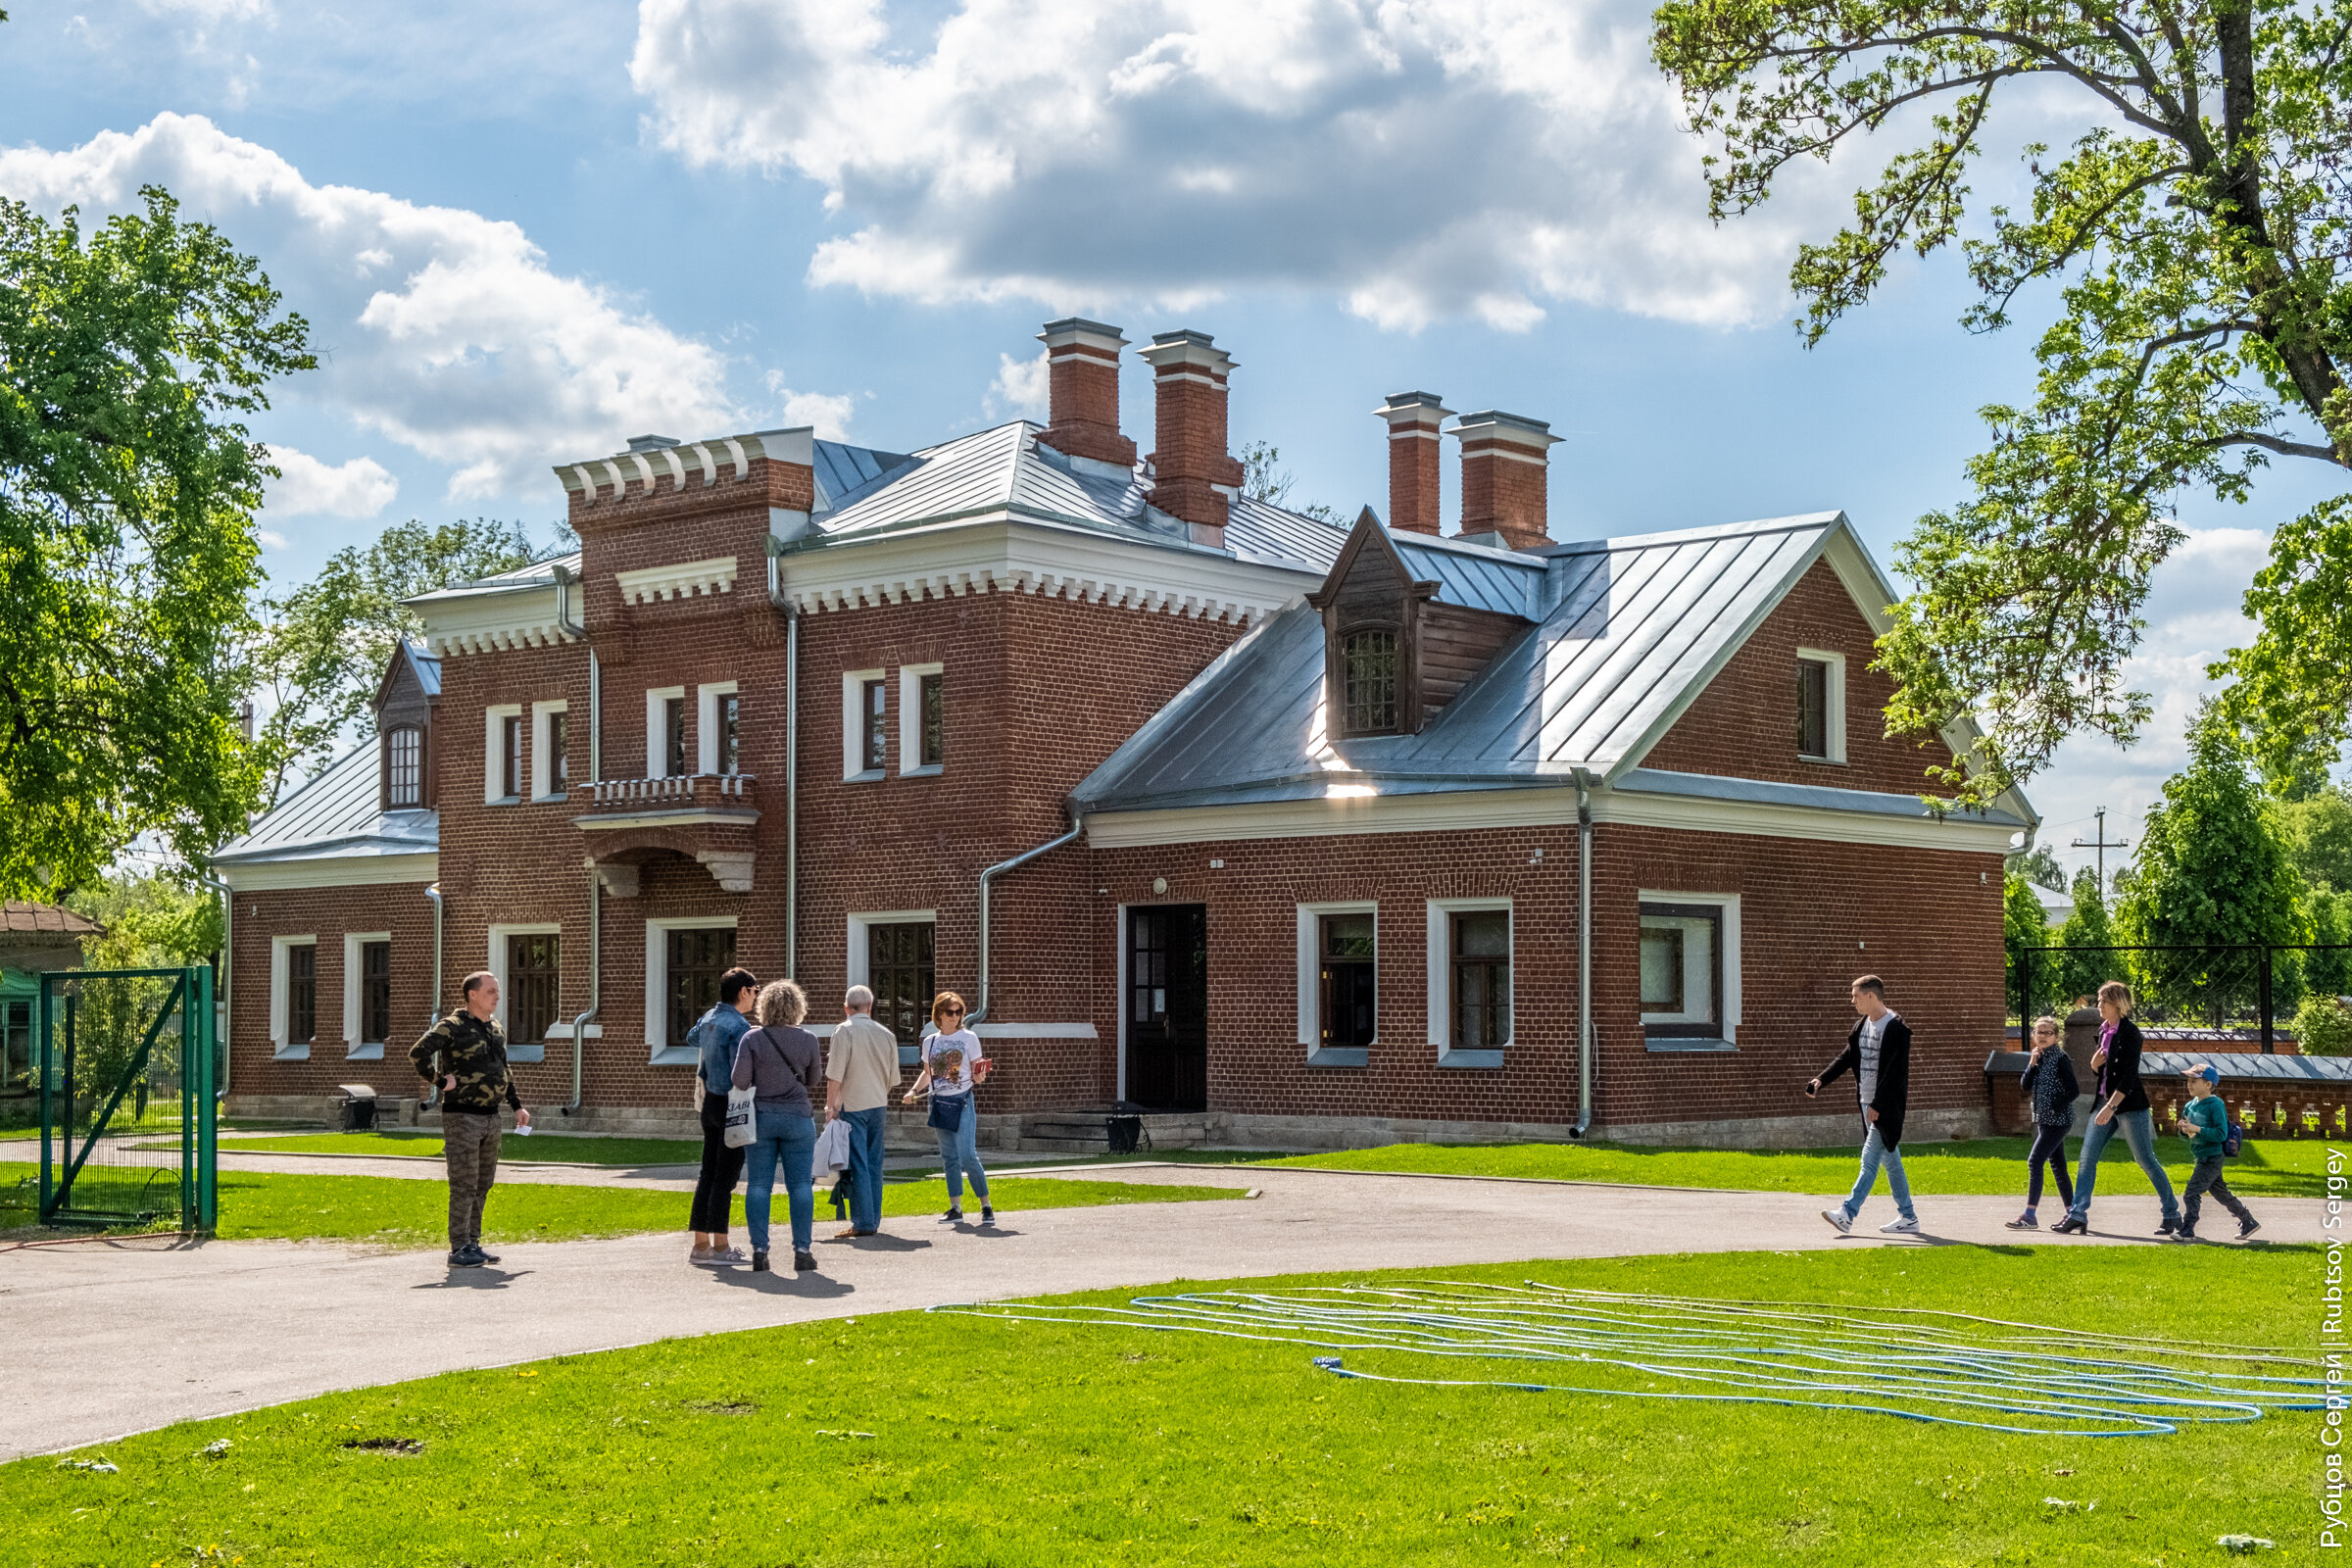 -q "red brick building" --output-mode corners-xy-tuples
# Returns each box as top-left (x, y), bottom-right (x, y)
(215, 319), (2035, 1148)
